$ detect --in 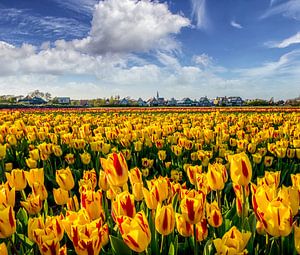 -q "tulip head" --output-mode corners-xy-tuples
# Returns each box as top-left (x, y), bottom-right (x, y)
(101, 152), (129, 187)
(206, 201), (223, 228)
(229, 152), (252, 186)
(207, 163), (228, 191)
(56, 167), (75, 191)
(5, 169), (27, 191)
(155, 203), (175, 236)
